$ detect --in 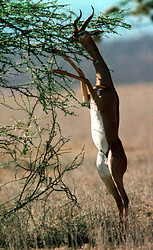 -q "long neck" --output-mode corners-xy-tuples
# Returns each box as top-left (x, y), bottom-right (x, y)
(81, 36), (114, 87)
